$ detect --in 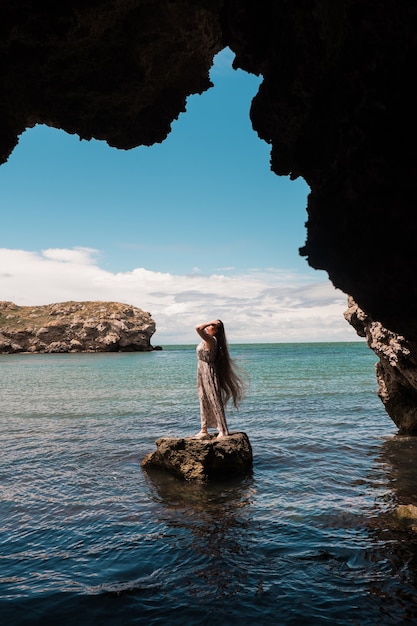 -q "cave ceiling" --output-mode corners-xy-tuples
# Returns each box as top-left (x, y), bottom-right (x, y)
(1, 0), (416, 341)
